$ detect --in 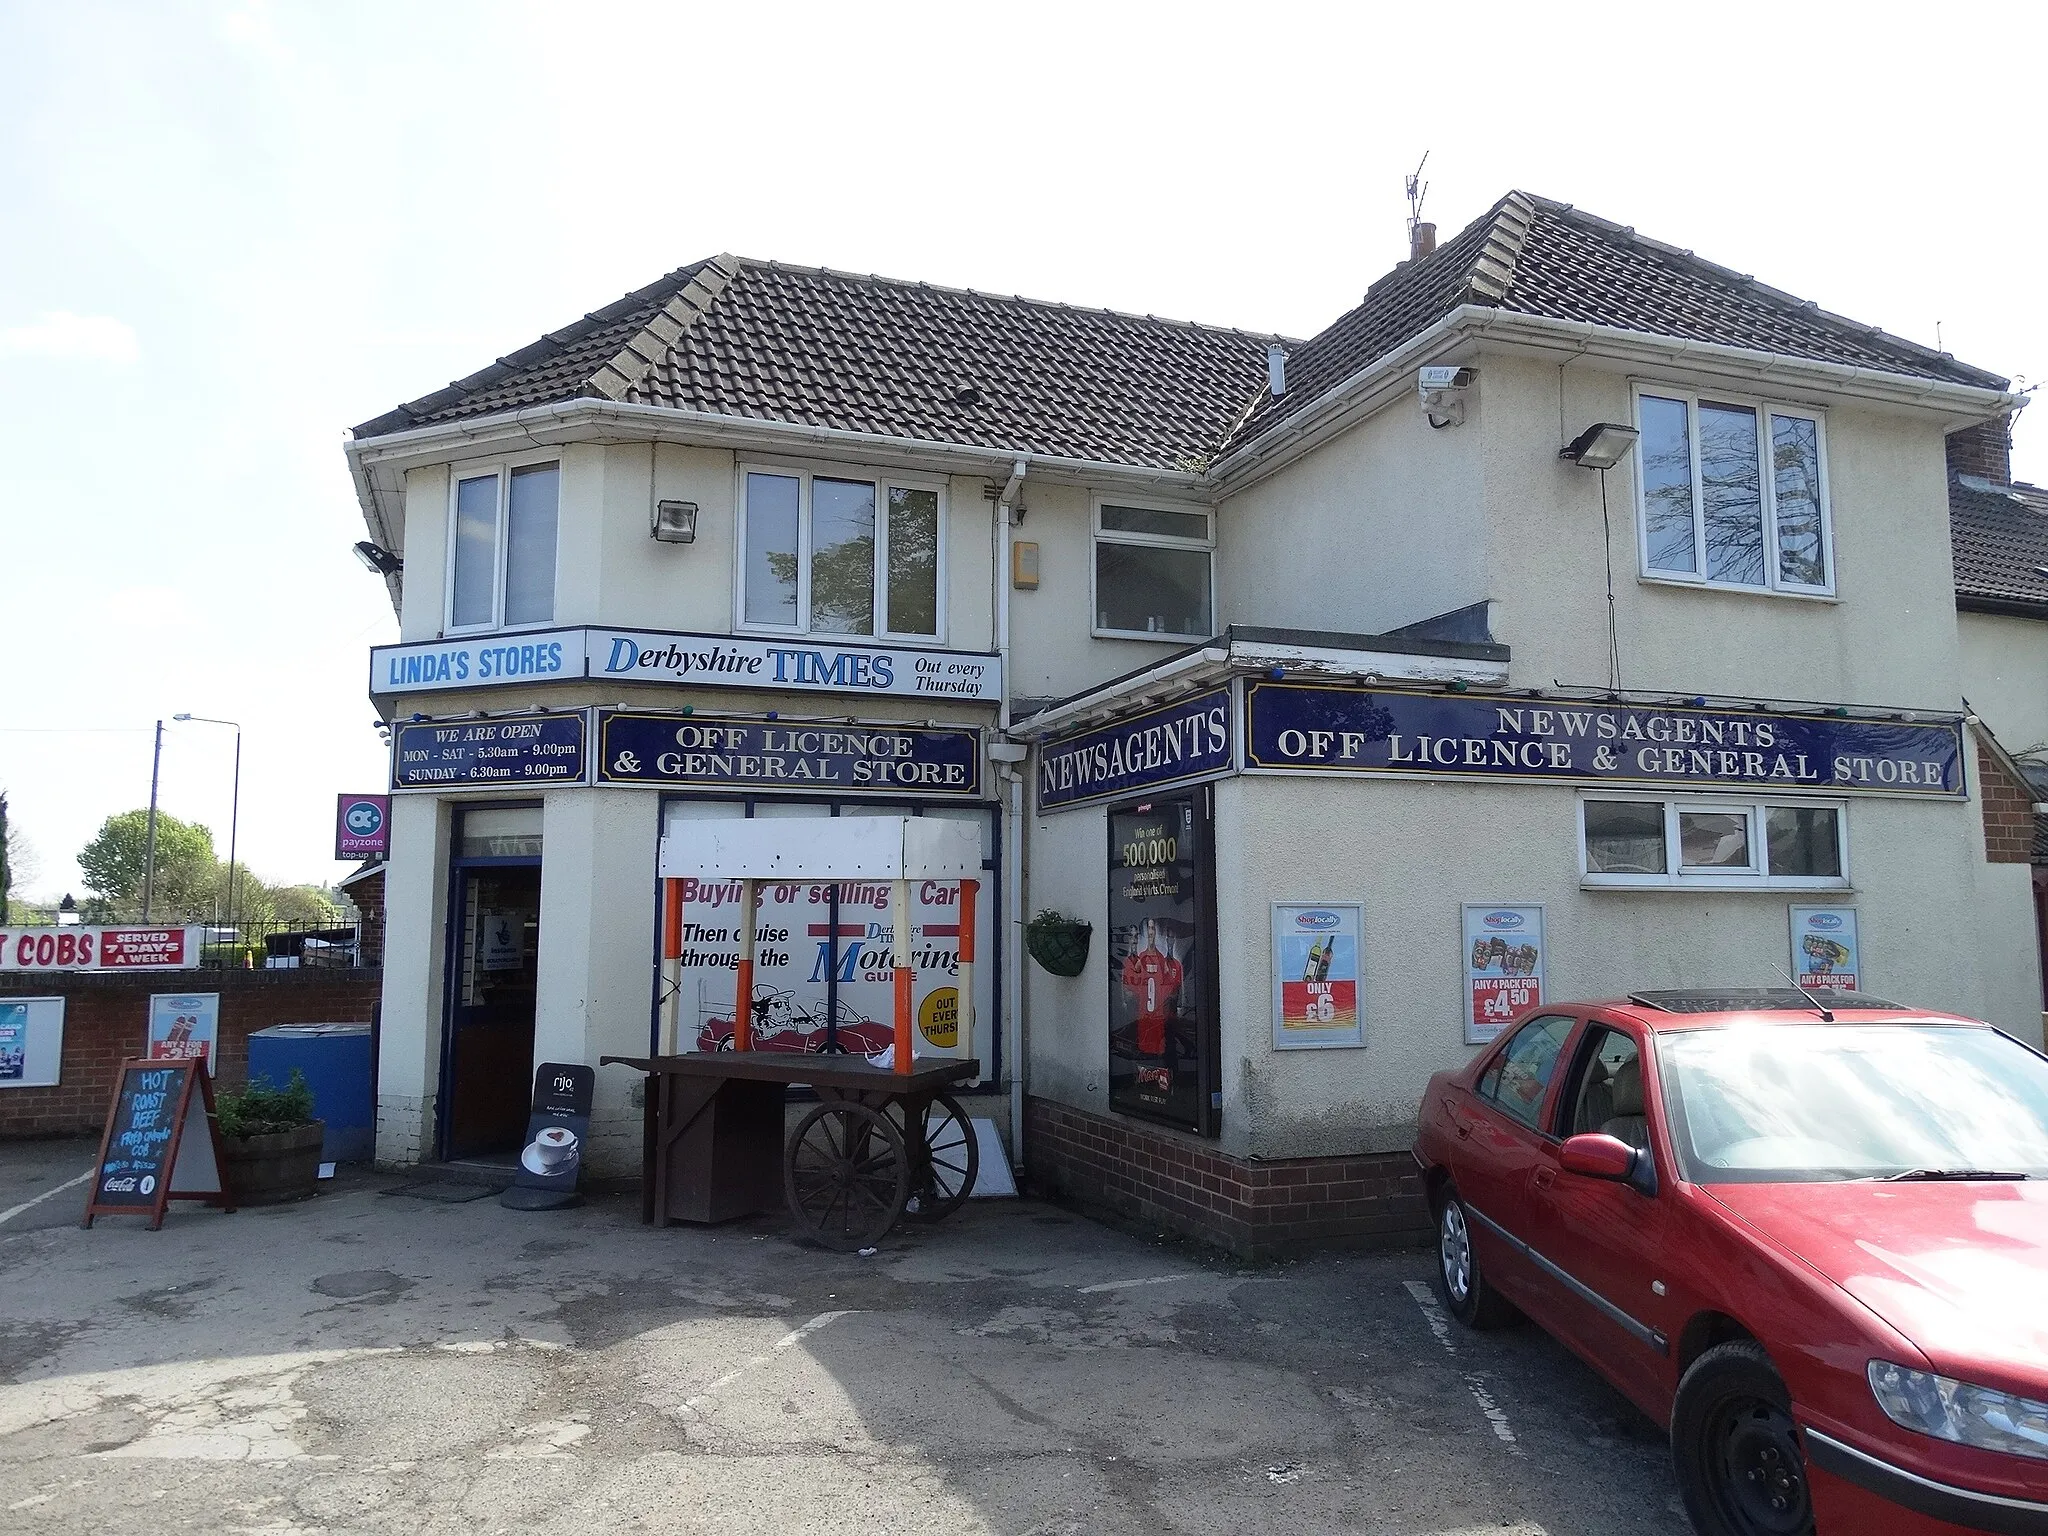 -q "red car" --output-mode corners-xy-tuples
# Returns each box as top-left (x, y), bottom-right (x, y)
(1412, 989), (2048, 1536)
